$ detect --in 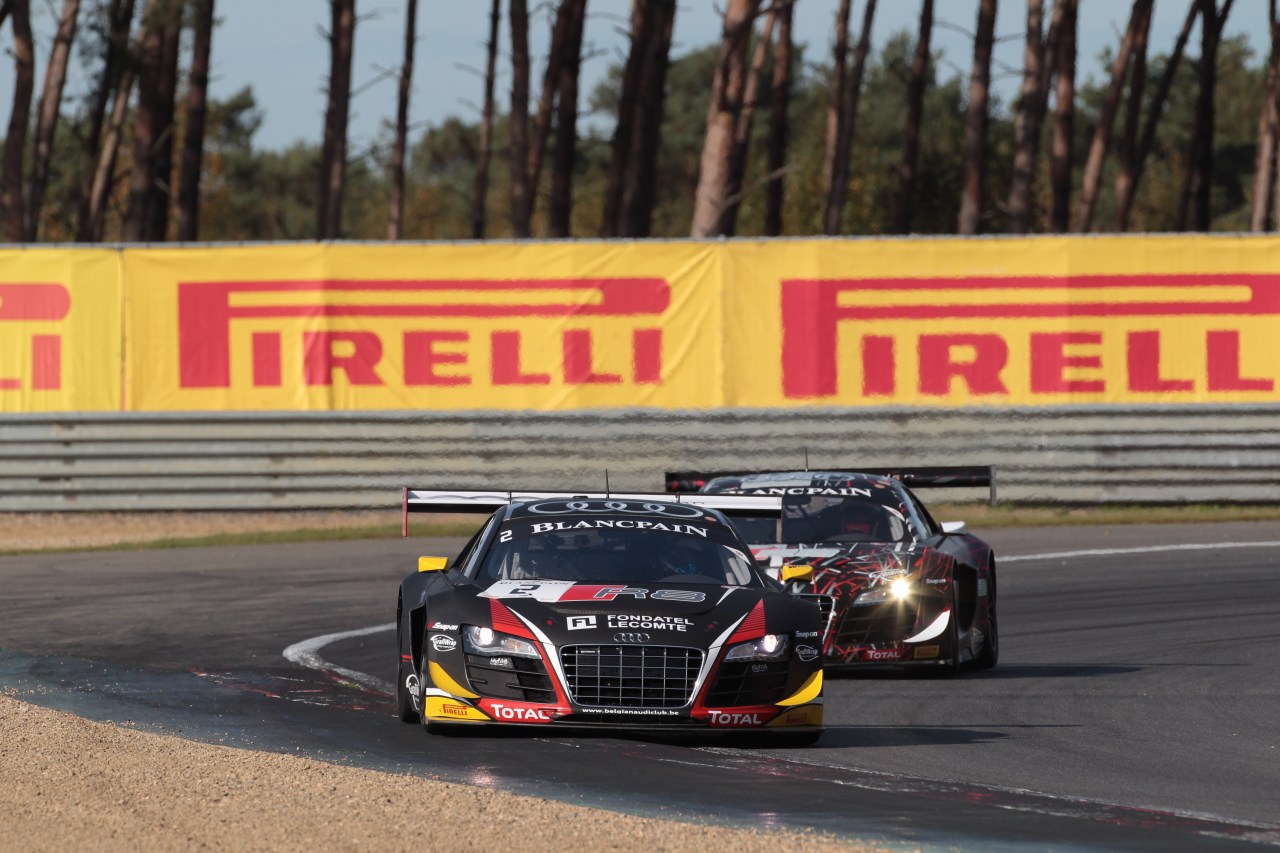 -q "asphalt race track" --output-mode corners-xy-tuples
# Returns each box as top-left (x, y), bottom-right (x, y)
(3, 521), (1279, 851)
